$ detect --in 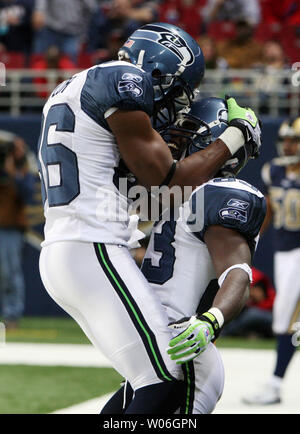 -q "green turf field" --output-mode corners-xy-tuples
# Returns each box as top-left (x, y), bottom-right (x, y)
(0, 365), (122, 414)
(3, 316), (277, 349)
(0, 316), (279, 414)
(3, 316), (90, 344)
